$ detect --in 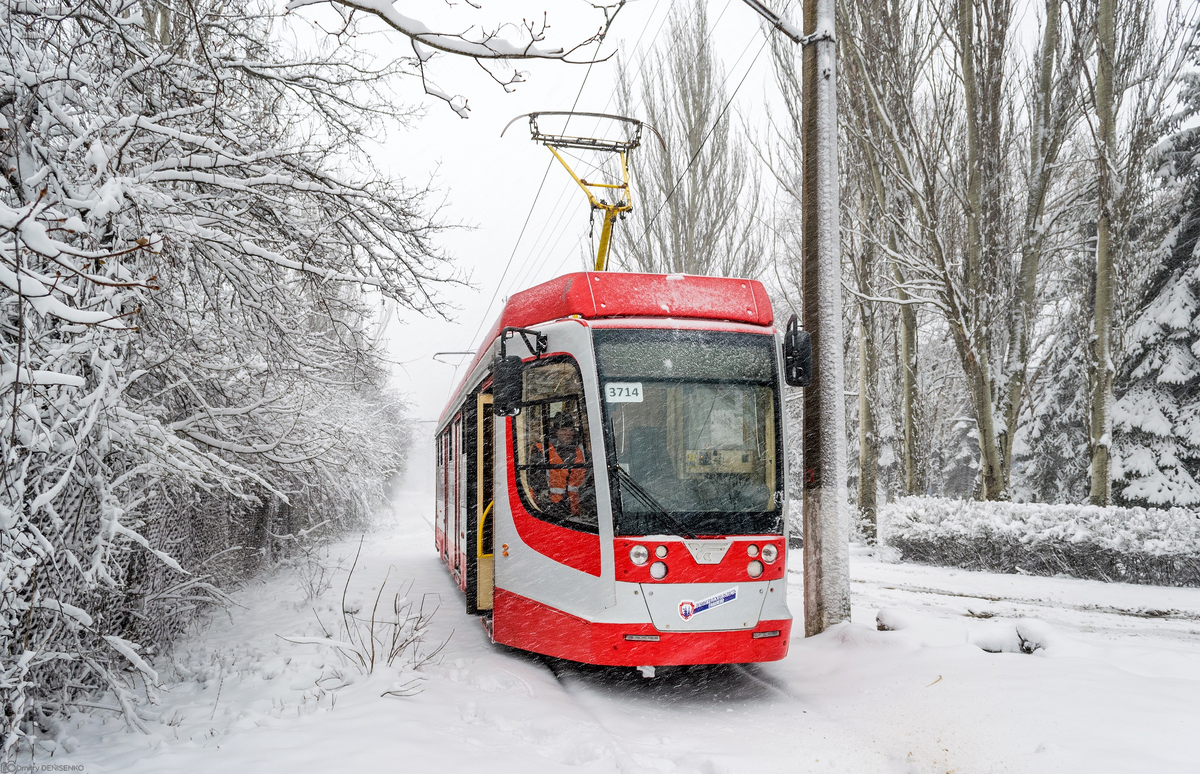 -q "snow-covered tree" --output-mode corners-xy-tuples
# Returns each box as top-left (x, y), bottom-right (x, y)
(831, 0), (1196, 505)
(1012, 249), (1094, 504)
(1112, 50), (1200, 507)
(612, 0), (764, 278)
(1, 0), (448, 752)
